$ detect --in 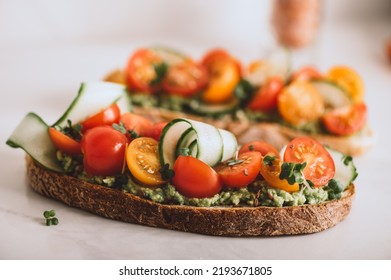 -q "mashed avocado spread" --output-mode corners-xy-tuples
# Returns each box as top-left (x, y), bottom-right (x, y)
(57, 151), (337, 207)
